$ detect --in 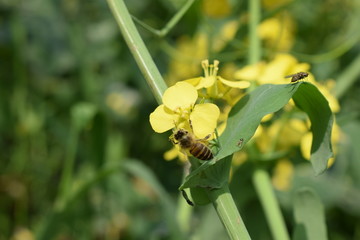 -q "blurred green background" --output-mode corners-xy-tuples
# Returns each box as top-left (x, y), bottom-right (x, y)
(1, 0), (360, 239)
